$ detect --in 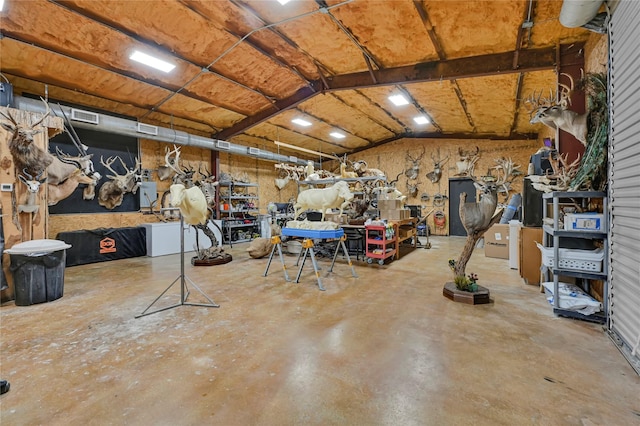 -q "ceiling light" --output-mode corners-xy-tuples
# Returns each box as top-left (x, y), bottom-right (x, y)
(129, 50), (176, 73)
(0, 0), (5, 12)
(277, 0), (292, 4)
(291, 118), (312, 127)
(413, 115), (430, 125)
(389, 94), (409, 106)
(330, 132), (346, 139)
